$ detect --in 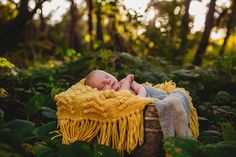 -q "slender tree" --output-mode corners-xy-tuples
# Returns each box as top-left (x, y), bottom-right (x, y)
(169, 0), (178, 44)
(219, 0), (236, 55)
(106, 1), (126, 52)
(69, 0), (82, 52)
(0, 0), (47, 54)
(39, 4), (46, 33)
(178, 0), (191, 58)
(215, 8), (228, 27)
(109, 14), (126, 52)
(87, 0), (93, 50)
(193, 0), (216, 65)
(96, 0), (103, 42)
